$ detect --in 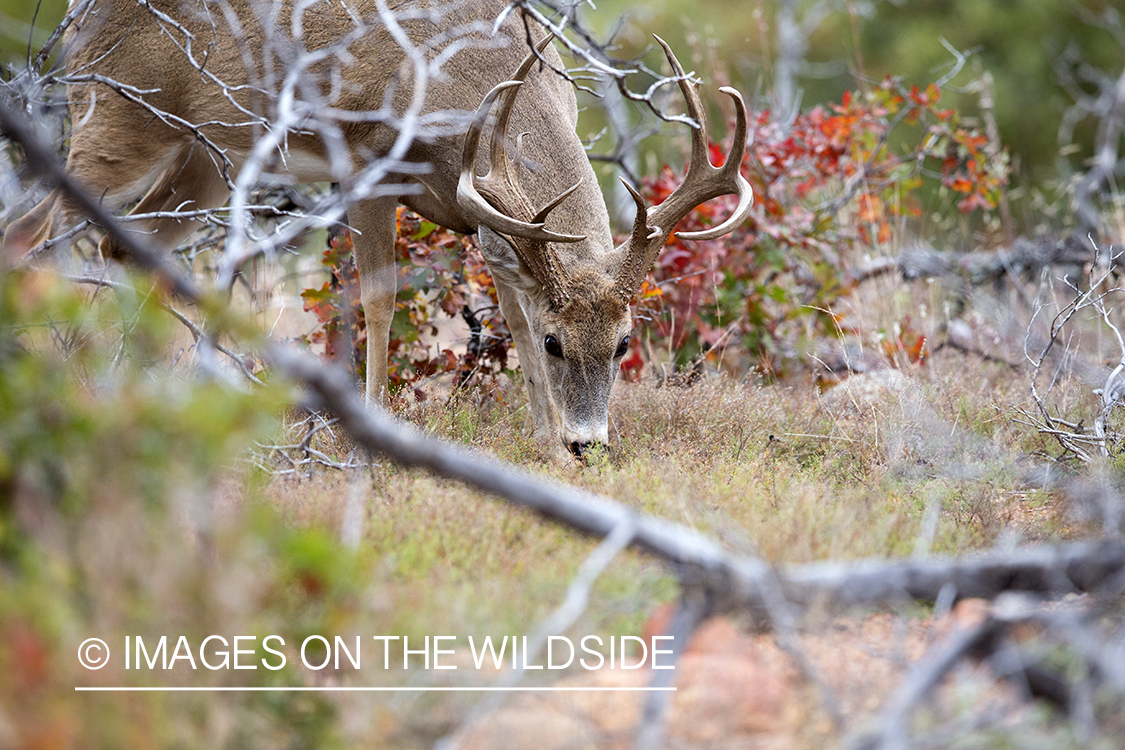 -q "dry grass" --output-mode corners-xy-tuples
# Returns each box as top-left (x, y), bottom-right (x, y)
(229, 342), (1096, 748)
(263, 329), (1088, 600)
(1, 267), (1110, 749)
(277, 343), (1075, 559)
